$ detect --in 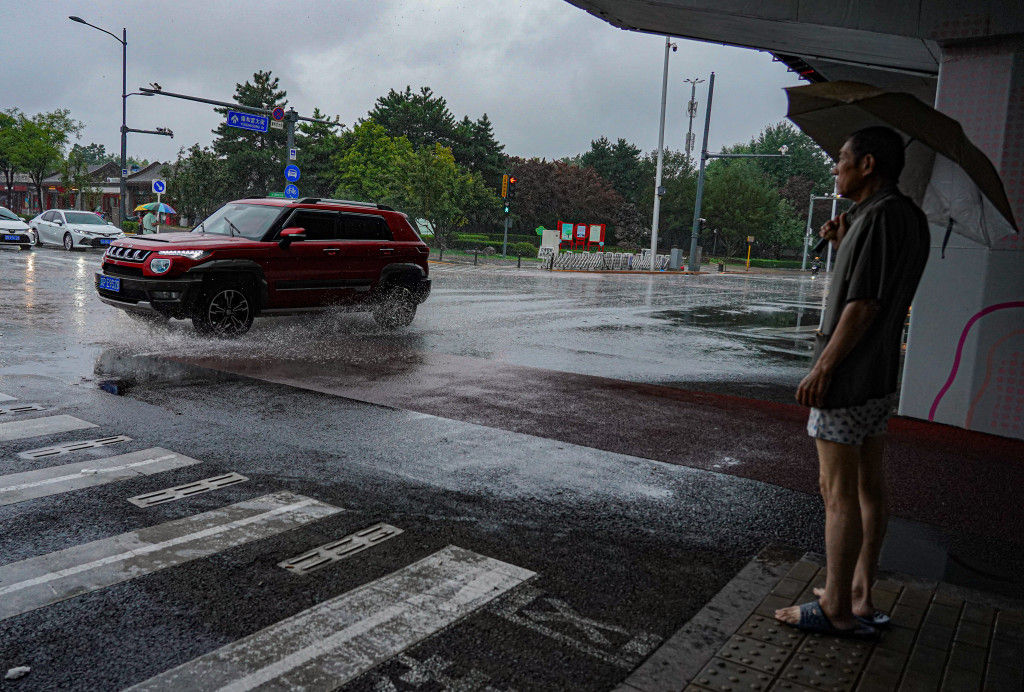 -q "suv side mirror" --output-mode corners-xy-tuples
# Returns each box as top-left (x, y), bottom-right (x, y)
(279, 226), (306, 248)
